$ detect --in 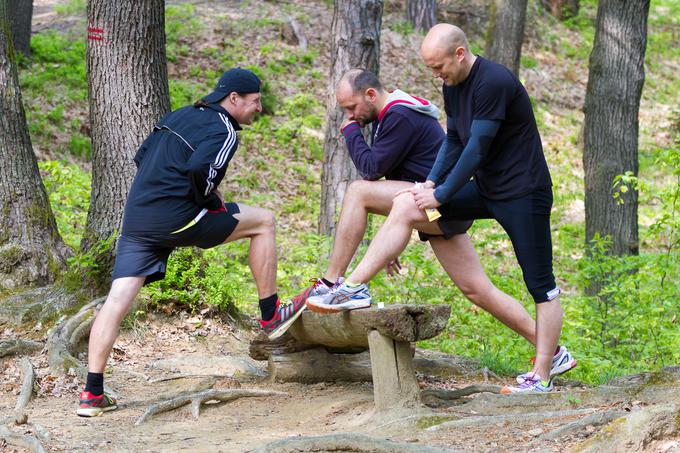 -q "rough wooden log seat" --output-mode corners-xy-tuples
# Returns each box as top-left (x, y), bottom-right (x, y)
(250, 304), (451, 412)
